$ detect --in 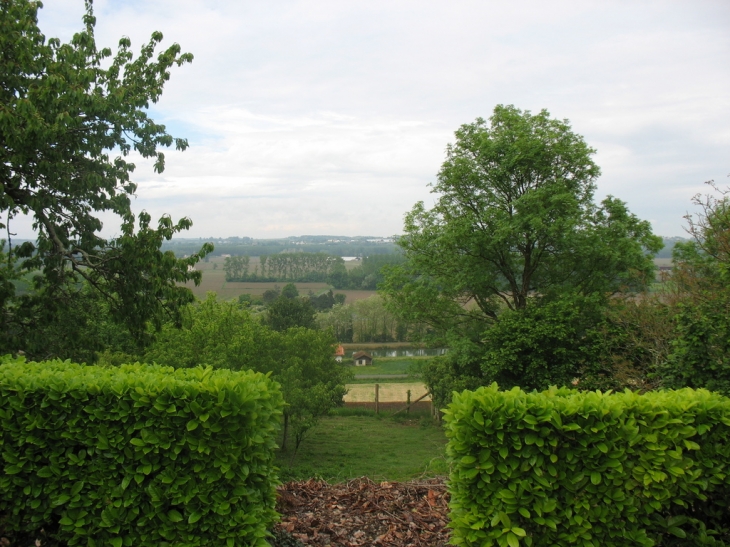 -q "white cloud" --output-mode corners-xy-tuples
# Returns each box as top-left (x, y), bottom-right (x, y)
(25, 0), (730, 239)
